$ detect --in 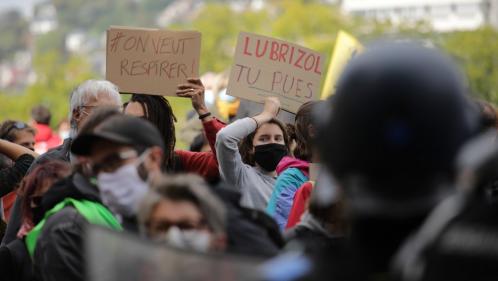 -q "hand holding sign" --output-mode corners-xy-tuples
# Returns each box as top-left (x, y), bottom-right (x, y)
(176, 78), (210, 117)
(106, 26), (201, 96)
(227, 32), (324, 113)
